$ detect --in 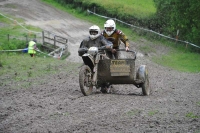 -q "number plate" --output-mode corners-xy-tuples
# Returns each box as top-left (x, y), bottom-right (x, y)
(110, 60), (130, 76)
